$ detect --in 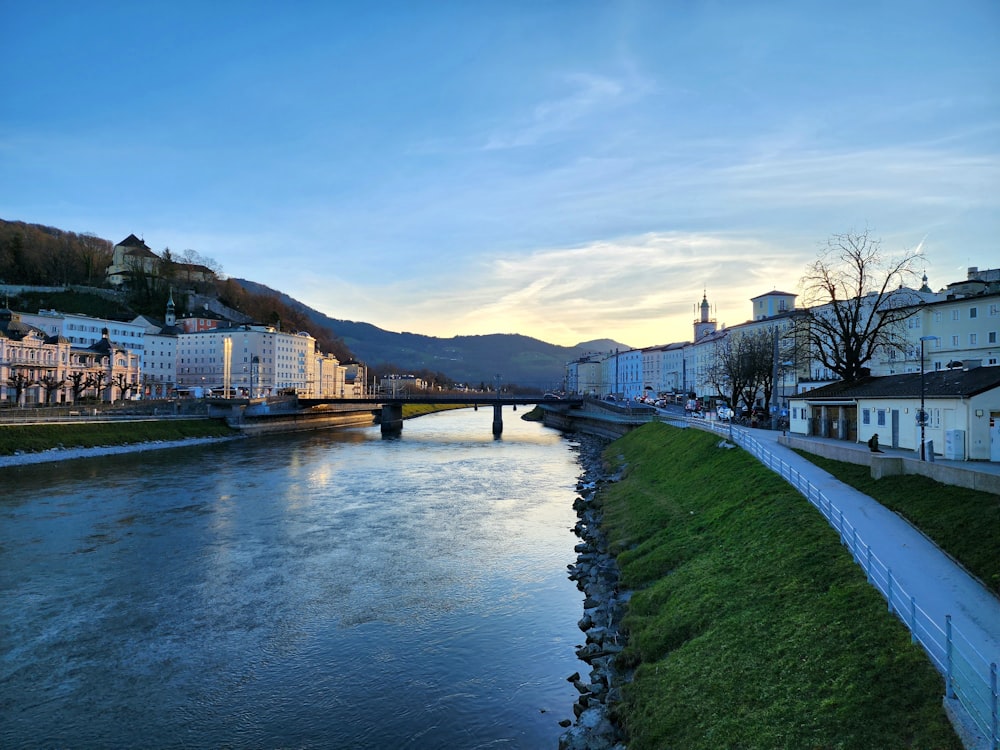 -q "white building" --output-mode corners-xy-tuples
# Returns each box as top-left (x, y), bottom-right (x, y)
(788, 365), (1000, 461)
(566, 354), (604, 396)
(131, 292), (181, 399)
(18, 309), (146, 355)
(876, 287), (1000, 376)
